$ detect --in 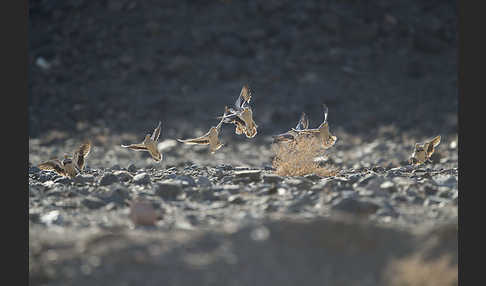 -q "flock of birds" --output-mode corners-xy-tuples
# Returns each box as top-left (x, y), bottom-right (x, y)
(35, 84), (442, 178)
